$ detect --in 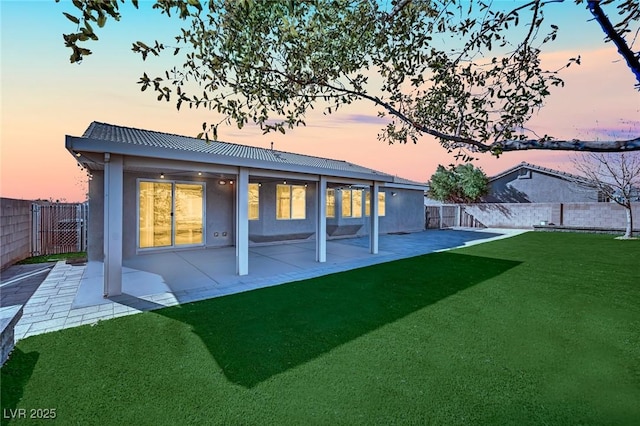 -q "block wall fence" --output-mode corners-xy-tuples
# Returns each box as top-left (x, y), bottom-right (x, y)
(1, 198), (32, 270)
(460, 202), (640, 230)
